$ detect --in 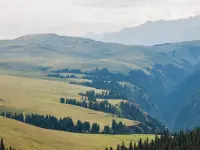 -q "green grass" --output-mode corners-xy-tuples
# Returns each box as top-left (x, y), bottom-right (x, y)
(0, 68), (154, 150)
(0, 33), (180, 74)
(0, 74), (137, 128)
(0, 117), (155, 150)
